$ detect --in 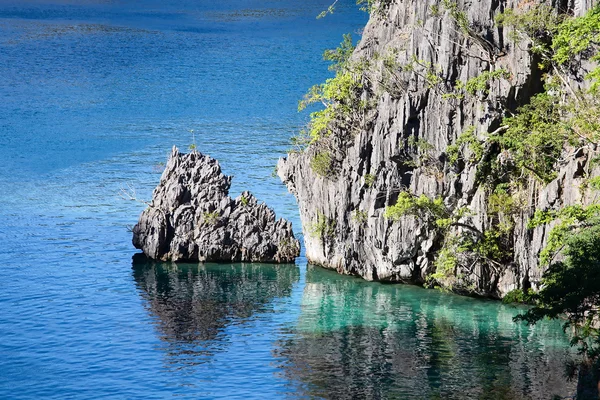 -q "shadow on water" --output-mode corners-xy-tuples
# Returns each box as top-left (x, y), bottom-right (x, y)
(131, 253), (300, 366)
(275, 266), (577, 400)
